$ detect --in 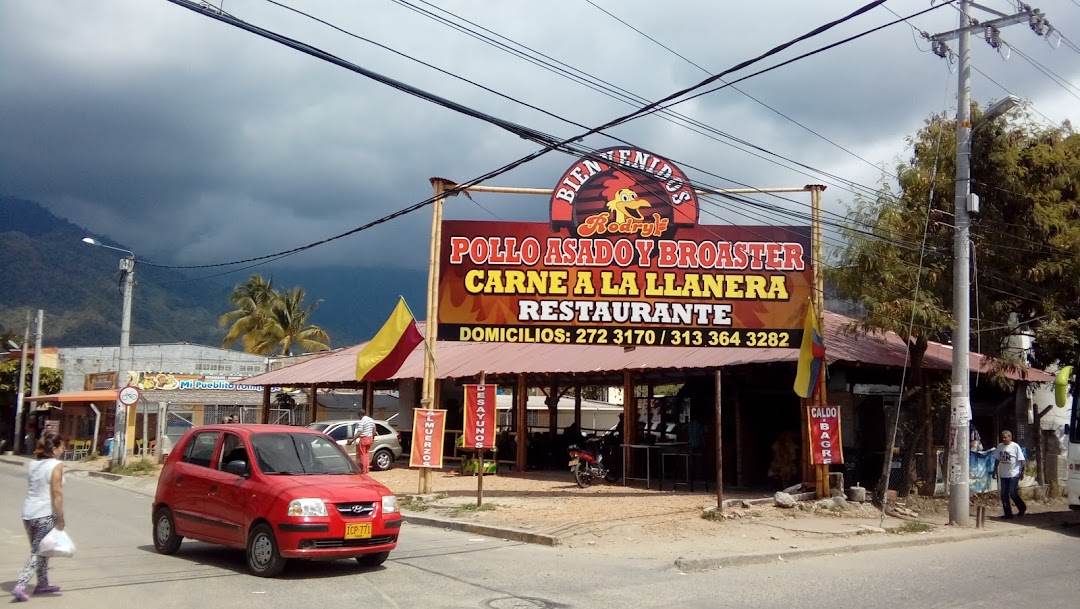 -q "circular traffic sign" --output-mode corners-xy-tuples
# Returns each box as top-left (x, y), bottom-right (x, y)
(118, 385), (141, 406)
